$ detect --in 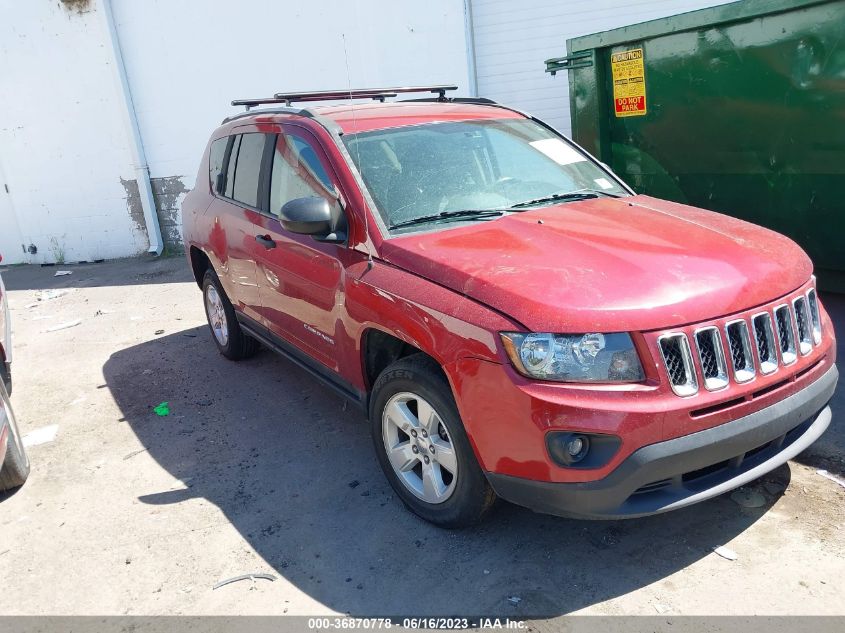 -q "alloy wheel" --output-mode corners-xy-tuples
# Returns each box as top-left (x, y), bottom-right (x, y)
(205, 284), (229, 346)
(381, 391), (458, 504)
